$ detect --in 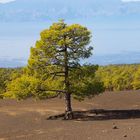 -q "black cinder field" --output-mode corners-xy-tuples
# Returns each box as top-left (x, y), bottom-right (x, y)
(0, 90), (140, 140)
